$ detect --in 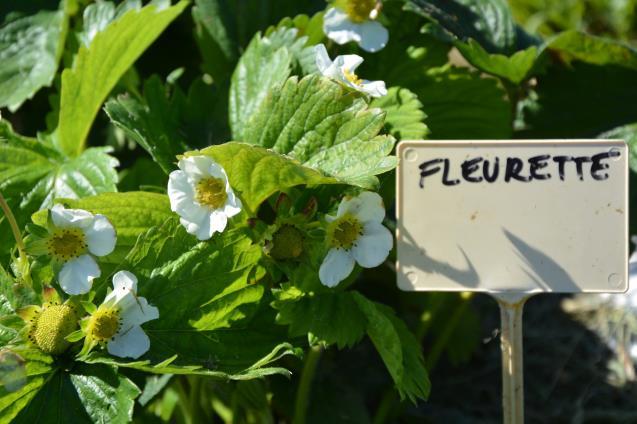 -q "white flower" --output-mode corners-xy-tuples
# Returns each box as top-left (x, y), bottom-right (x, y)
(323, 1), (388, 52)
(49, 204), (116, 295)
(168, 155), (242, 241)
(87, 271), (159, 359)
(314, 44), (387, 98)
(319, 191), (393, 287)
